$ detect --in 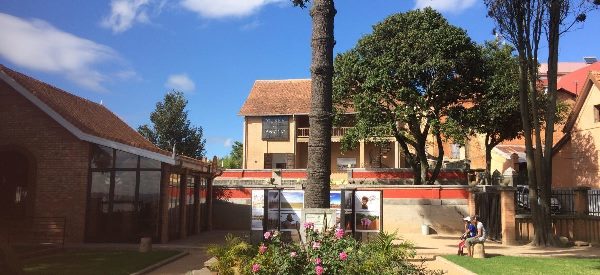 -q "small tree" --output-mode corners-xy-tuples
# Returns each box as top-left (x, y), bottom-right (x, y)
(334, 8), (484, 185)
(485, 0), (598, 246)
(221, 141), (243, 169)
(138, 90), (206, 159)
